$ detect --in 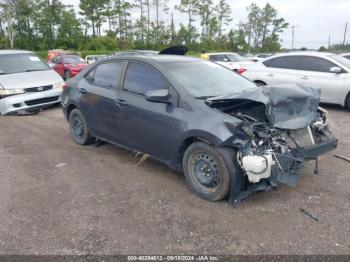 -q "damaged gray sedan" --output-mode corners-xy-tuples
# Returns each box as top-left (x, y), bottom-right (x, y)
(61, 55), (337, 204)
